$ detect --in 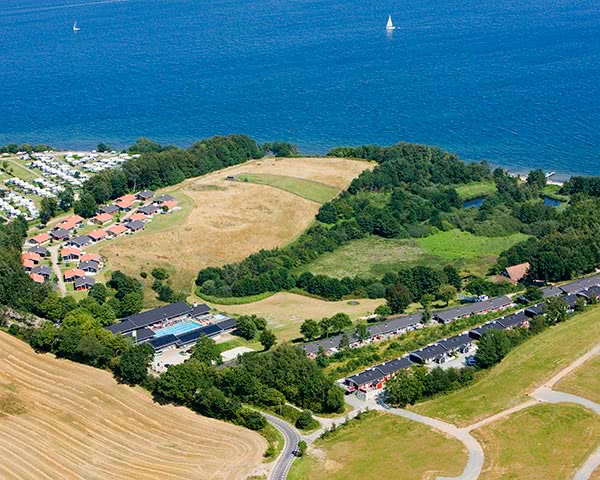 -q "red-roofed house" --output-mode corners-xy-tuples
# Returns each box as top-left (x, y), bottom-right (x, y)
(22, 251), (41, 264)
(61, 247), (81, 262)
(64, 268), (85, 282)
(58, 215), (84, 231)
(88, 229), (107, 243)
(80, 253), (102, 264)
(161, 200), (177, 212)
(28, 232), (50, 246)
(128, 212), (147, 222)
(106, 224), (127, 238)
(23, 259), (35, 271)
(115, 194), (136, 211)
(30, 273), (45, 284)
(92, 213), (113, 225)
